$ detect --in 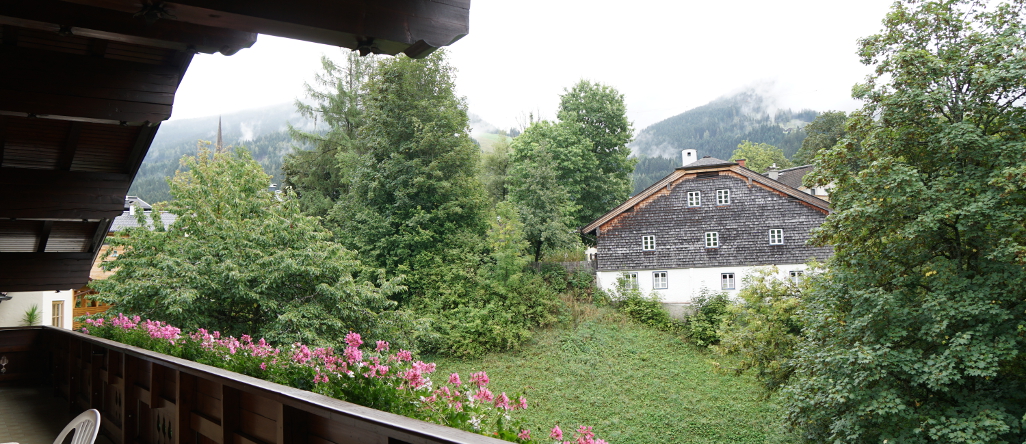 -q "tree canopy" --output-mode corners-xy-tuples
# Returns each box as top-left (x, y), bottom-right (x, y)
(729, 140), (793, 173)
(792, 110), (847, 166)
(93, 147), (405, 347)
(787, 0), (1026, 442)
